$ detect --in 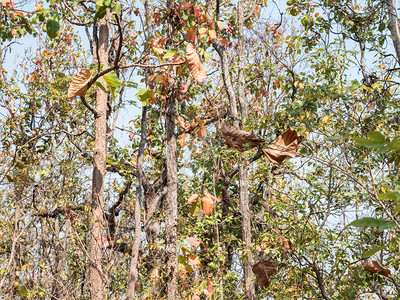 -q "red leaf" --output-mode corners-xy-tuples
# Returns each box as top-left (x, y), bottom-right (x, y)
(252, 260), (277, 287)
